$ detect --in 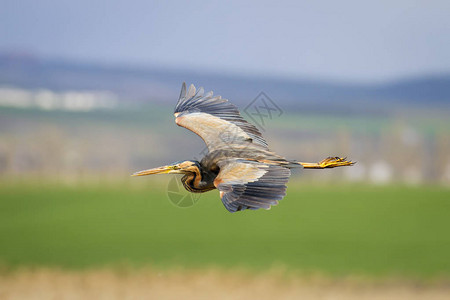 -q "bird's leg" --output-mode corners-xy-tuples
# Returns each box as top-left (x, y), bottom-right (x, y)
(298, 157), (355, 169)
